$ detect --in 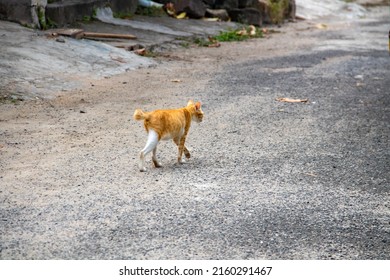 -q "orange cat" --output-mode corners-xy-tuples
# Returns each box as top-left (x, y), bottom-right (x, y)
(134, 100), (204, 172)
